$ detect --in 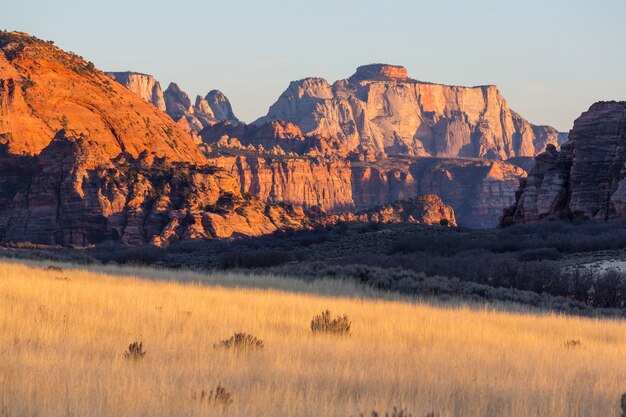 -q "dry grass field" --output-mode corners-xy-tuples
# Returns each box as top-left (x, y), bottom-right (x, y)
(1, 259), (626, 417)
